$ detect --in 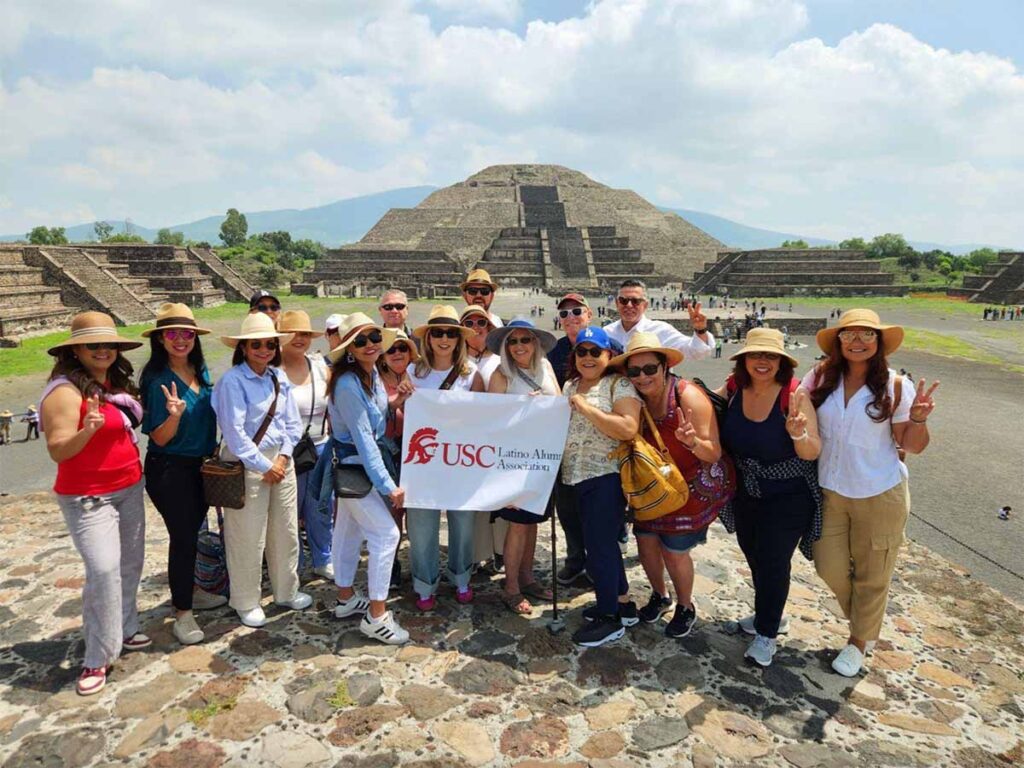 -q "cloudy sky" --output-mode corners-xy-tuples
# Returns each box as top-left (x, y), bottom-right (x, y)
(1, 0), (1022, 246)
